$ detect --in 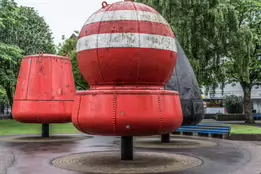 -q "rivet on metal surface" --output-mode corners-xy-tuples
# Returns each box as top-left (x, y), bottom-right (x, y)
(22, 81), (25, 89)
(112, 94), (117, 132)
(58, 88), (63, 95)
(158, 94), (163, 131)
(126, 125), (131, 129)
(102, 1), (108, 8)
